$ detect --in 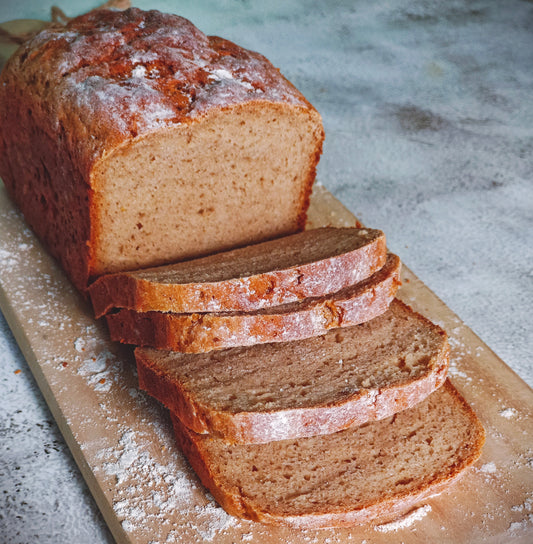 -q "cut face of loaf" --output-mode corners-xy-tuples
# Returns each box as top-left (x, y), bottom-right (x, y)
(136, 299), (450, 444)
(106, 253), (401, 352)
(88, 227), (387, 317)
(0, 8), (324, 292)
(92, 102), (323, 277)
(170, 380), (485, 528)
